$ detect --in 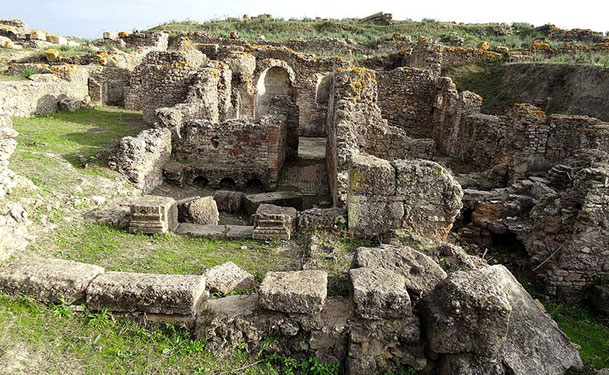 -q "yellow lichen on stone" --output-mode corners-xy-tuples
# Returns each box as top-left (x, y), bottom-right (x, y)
(45, 49), (59, 62)
(118, 31), (130, 38)
(477, 41), (490, 50)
